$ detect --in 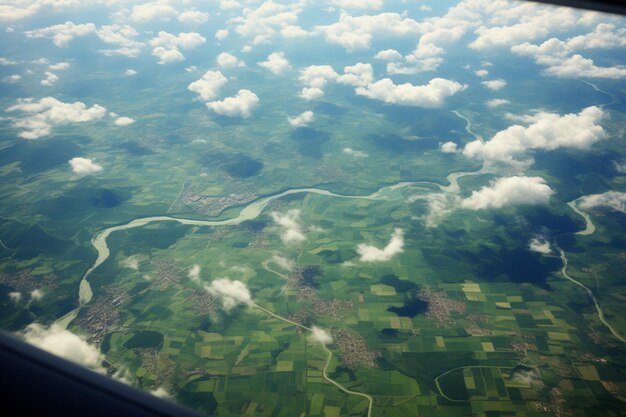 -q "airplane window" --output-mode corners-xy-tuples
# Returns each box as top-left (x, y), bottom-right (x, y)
(1, 1), (625, 416)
